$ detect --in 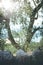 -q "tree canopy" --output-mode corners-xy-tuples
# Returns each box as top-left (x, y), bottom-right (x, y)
(0, 0), (43, 51)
